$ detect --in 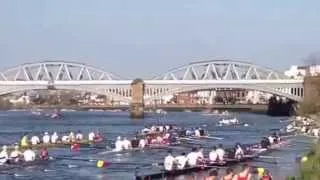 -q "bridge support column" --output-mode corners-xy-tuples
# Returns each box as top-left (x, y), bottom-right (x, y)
(303, 76), (320, 103)
(130, 79), (145, 119)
